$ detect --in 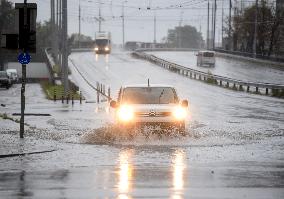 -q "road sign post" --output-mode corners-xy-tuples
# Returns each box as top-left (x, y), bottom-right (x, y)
(20, 1), (28, 138)
(17, 1), (36, 138)
(1, 1), (37, 138)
